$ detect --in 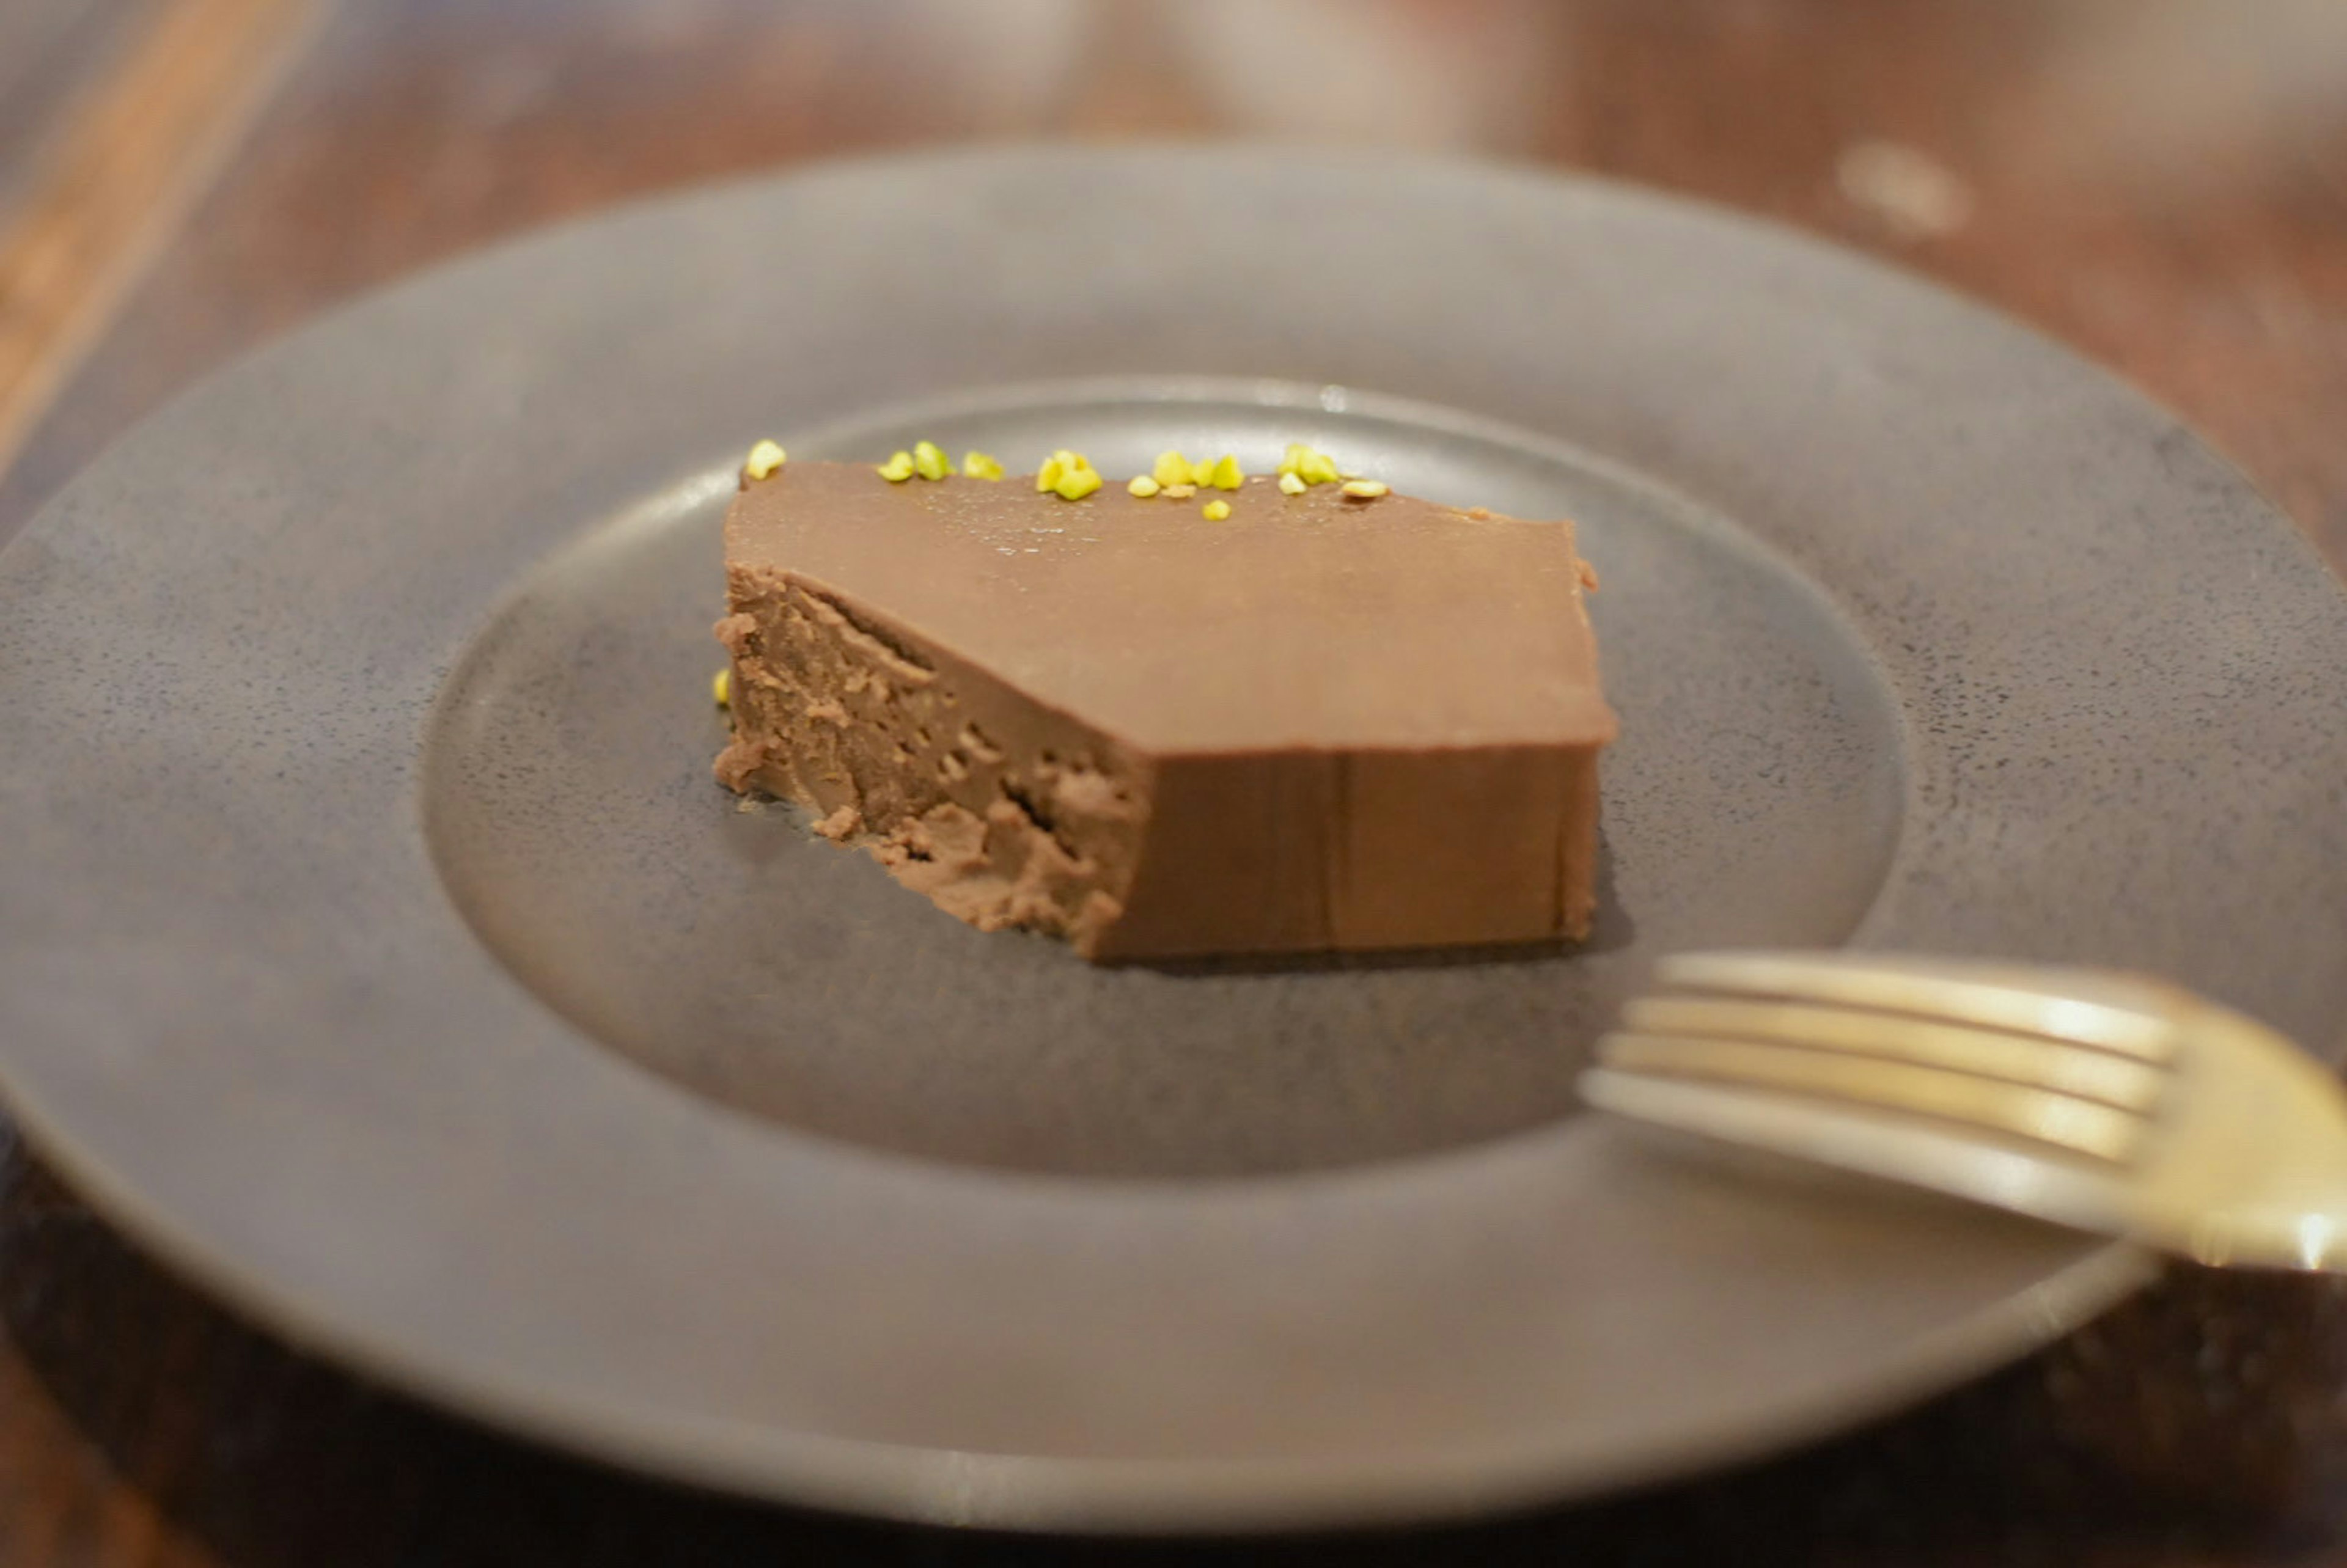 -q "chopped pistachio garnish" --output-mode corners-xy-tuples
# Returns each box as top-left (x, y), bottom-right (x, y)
(1054, 464), (1103, 501)
(1340, 478), (1390, 499)
(1128, 474), (1161, 497)
(712, 667), (732, 707)
(1038, 449), (1096, 493)
(1187, 456), (1217, 488)
(1277, 471), (1308, 496)
(961, 450), (1004, 480)
(743, 439), (787, 481)
(1202, 499), (1232, 521)
(912, 440), (951, 481)
(877, 450), (916, 482)
(1153, 450), (1194, 488)
(1276, 442), (1345, 485)
(1209, 455), (1244, 491)
(1162, 482), (1197, 499)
